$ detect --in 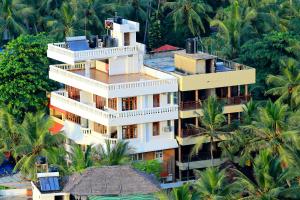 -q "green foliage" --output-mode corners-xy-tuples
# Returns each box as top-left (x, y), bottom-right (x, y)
(234, 150), (300, 199)
(13, 111), (65, 180)
(155, 184), (198, 200)
(148, 15), (162, 50)
(191, 96), (226, 166)
(194, 167), (240, 199)
(239, 31), (300, 99)
(93, 140), (131, 166)
(132, 159), (162, 179)
(0, 34), (58, 121)
(69, 144), (93, 172)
